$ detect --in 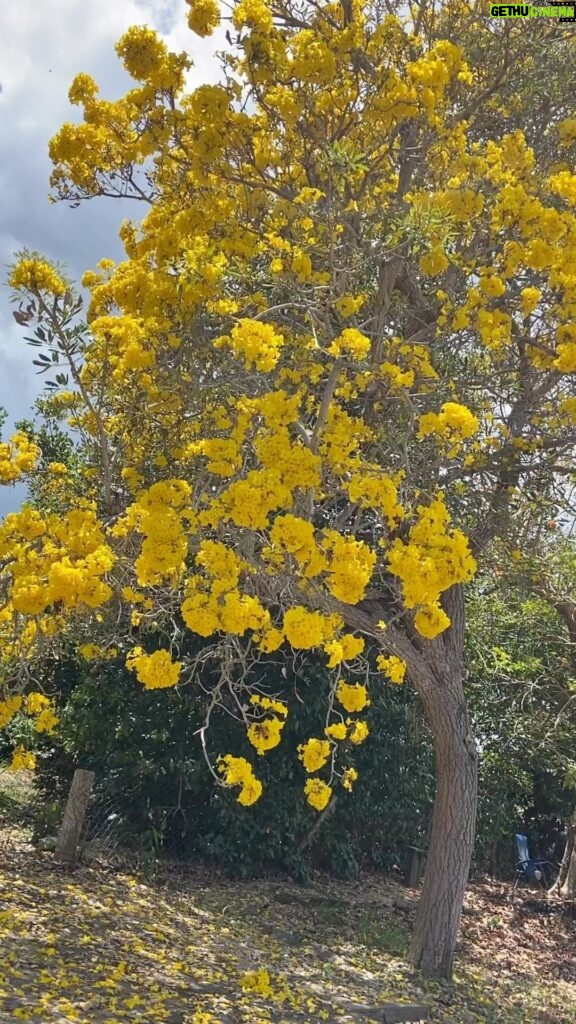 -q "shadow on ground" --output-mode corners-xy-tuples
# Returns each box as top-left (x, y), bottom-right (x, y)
(0, 823), (575, 1024)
